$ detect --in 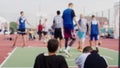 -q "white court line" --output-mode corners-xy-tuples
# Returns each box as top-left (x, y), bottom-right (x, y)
(1, 65), (118, 68)
(100, 47), (118, 53)
(17, 46), (118, 53)
(0, 47), (17, 68)
(101, 55), (114, 60)
(69, 65), (118, 67)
